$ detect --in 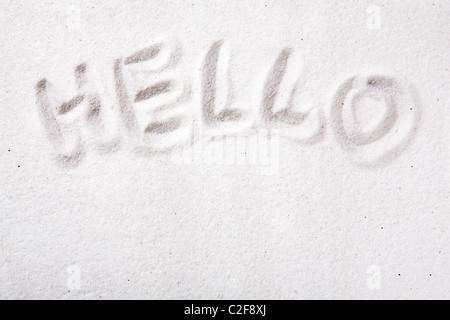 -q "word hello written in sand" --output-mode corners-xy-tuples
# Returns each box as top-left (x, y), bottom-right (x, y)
(35, 40), (420, 167)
